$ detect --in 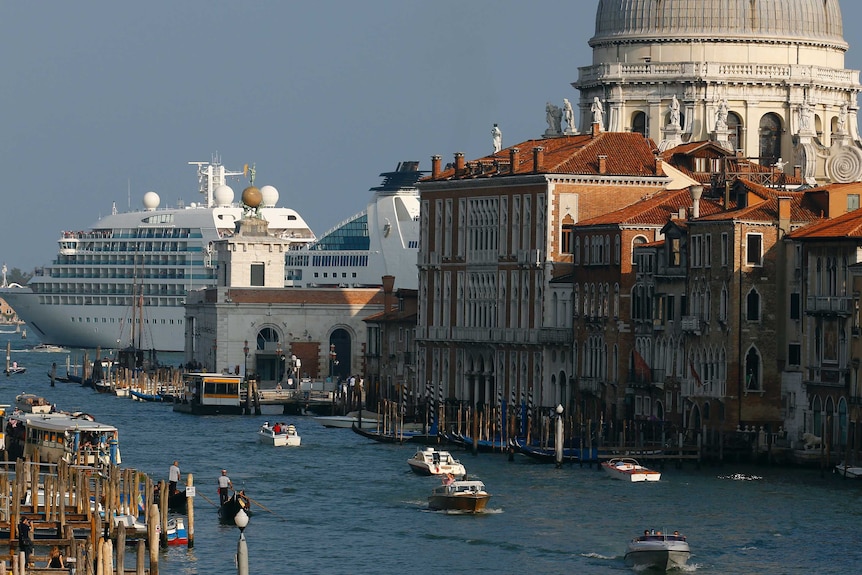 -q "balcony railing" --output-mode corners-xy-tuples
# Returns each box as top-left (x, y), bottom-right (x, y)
(538, 328), (573, 344)
(579, 378), (603, 396)
(805, 296), (852, 315)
